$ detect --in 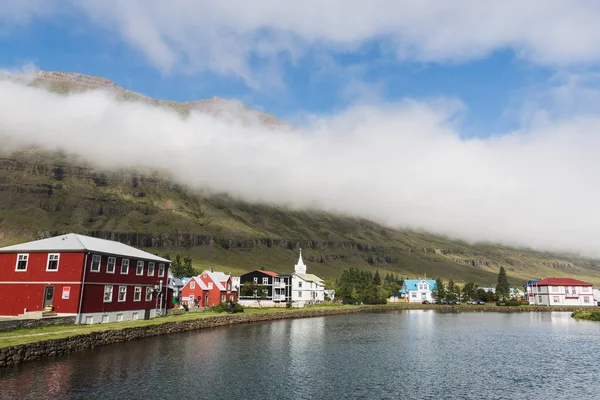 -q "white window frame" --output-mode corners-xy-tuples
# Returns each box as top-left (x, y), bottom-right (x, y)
(106, 257), (116, 274)
(104, 285), (113, 303)
(136, 261), (144, 276)
(298, 281), (303, 288)
(253, 277), (258, 283)
(188, 295), (194, 303)
(262, 277), (269, 285)
(134, 286), (142, 302)
(118, 286), (127, 302)
(148, 262), (155, 277)
(190, 281), (196, 289)
(91, 254), (101, 272)
(158, 263), (165, 277)
(553, 296), (560, 303)
(221, 295), (226, 303)
(121, 259), (130, 275)
(145, 287), (152, 301)
(46, 253), (60, 271)
(15, 254), (29, 272)
(584, 296), (591, 303)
